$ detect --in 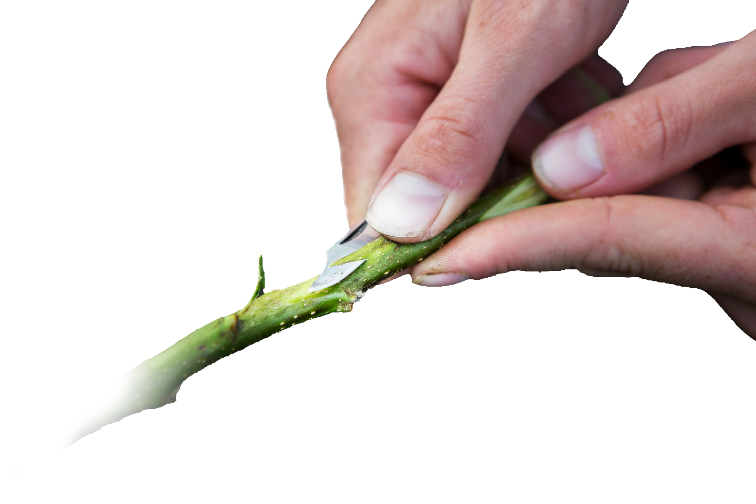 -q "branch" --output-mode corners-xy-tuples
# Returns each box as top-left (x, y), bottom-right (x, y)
(71, 174), (547, 443)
